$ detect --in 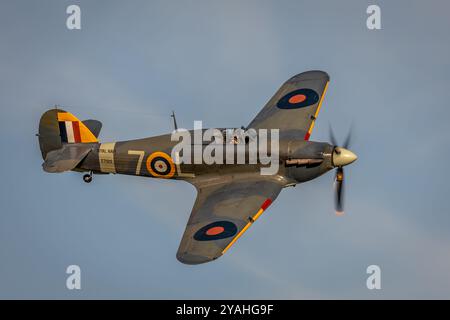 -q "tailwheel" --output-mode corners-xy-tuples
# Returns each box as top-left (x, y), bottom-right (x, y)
(83, 172), (93, 183)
